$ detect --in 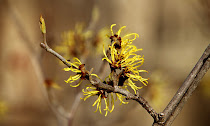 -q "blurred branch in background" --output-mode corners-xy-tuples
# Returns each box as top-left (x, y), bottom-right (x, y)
(38, 4), (100, 125)
(4, 1), (100, 125)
